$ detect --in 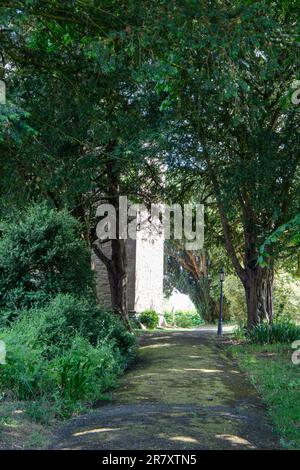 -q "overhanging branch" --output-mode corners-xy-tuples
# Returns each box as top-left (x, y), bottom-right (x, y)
(203, 150), (245, 282)
(92, 240), (111, 268)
